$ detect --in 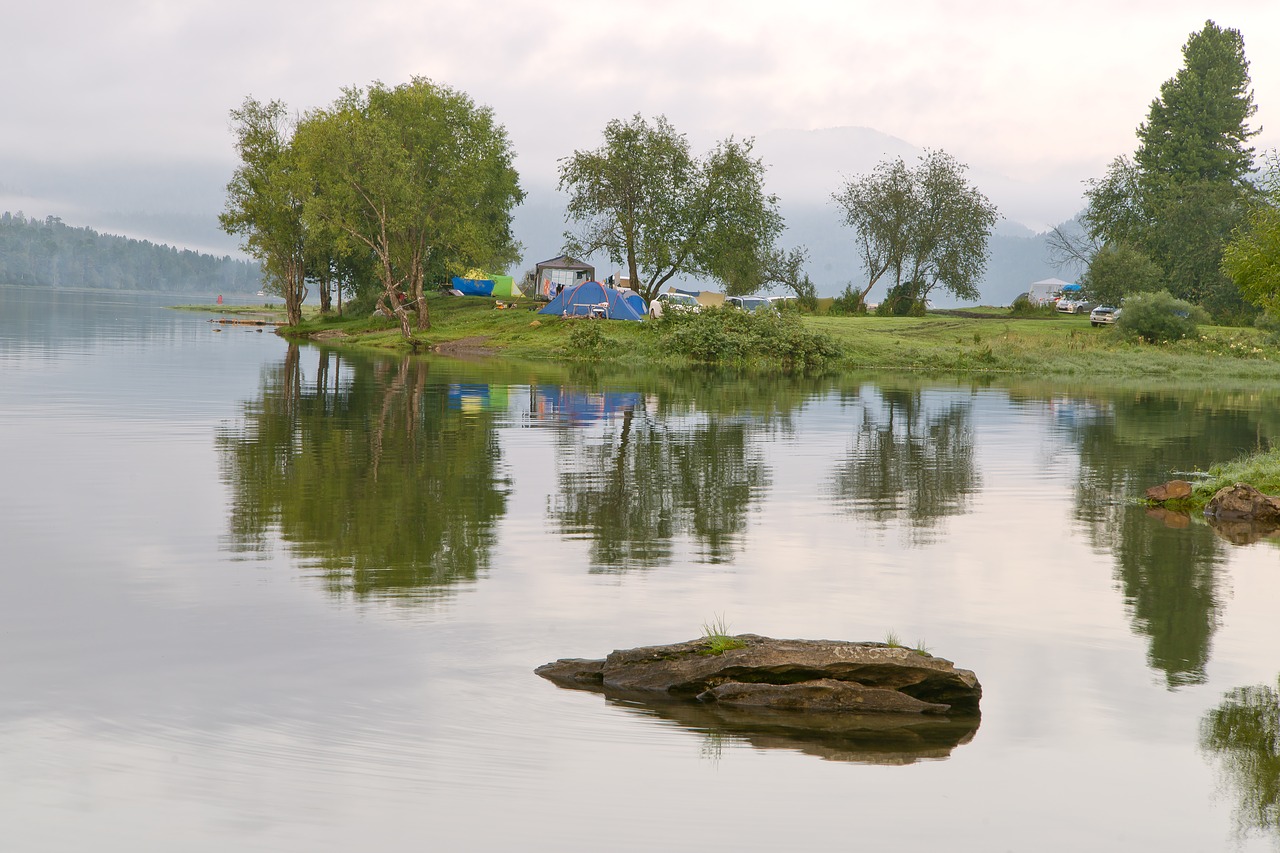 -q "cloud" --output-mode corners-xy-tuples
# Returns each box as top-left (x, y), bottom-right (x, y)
(3, 0), (1278, 240)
